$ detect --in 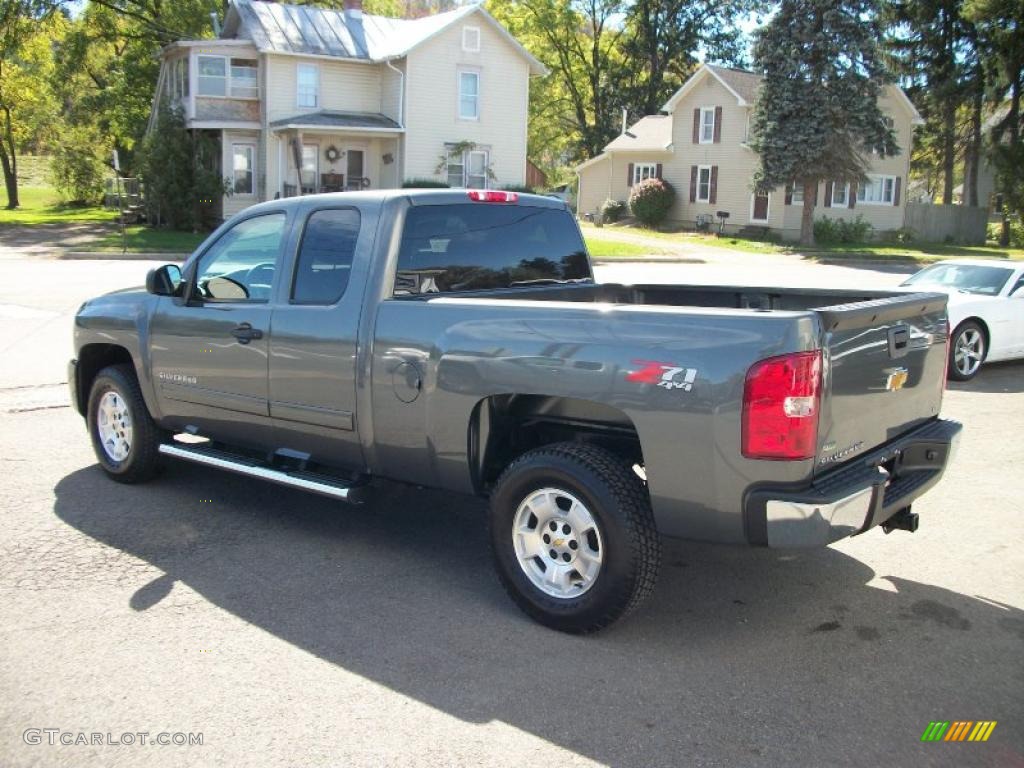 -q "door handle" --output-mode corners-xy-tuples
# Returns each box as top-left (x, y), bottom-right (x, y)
(231, 323), (263, 345)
